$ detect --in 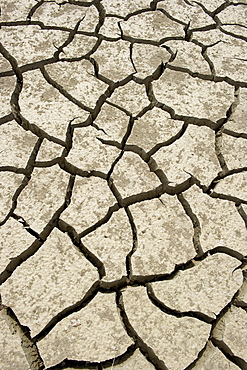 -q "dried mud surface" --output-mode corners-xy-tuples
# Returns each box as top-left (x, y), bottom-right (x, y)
(0, 0), (247, 369)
